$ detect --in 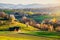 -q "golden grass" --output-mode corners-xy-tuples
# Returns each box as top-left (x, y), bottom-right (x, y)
(0, 36), (30, 40)
(0, 21), (39, 31)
